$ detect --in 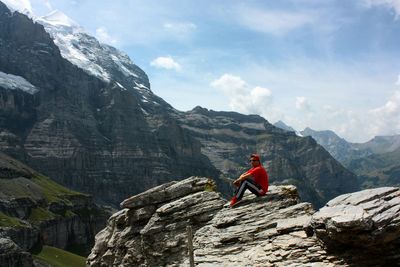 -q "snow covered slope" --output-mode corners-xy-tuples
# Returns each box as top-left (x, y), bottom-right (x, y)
(36, 10), (149, 87)
(0, 71), (38, 94)
(2, 0), (161, 106)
